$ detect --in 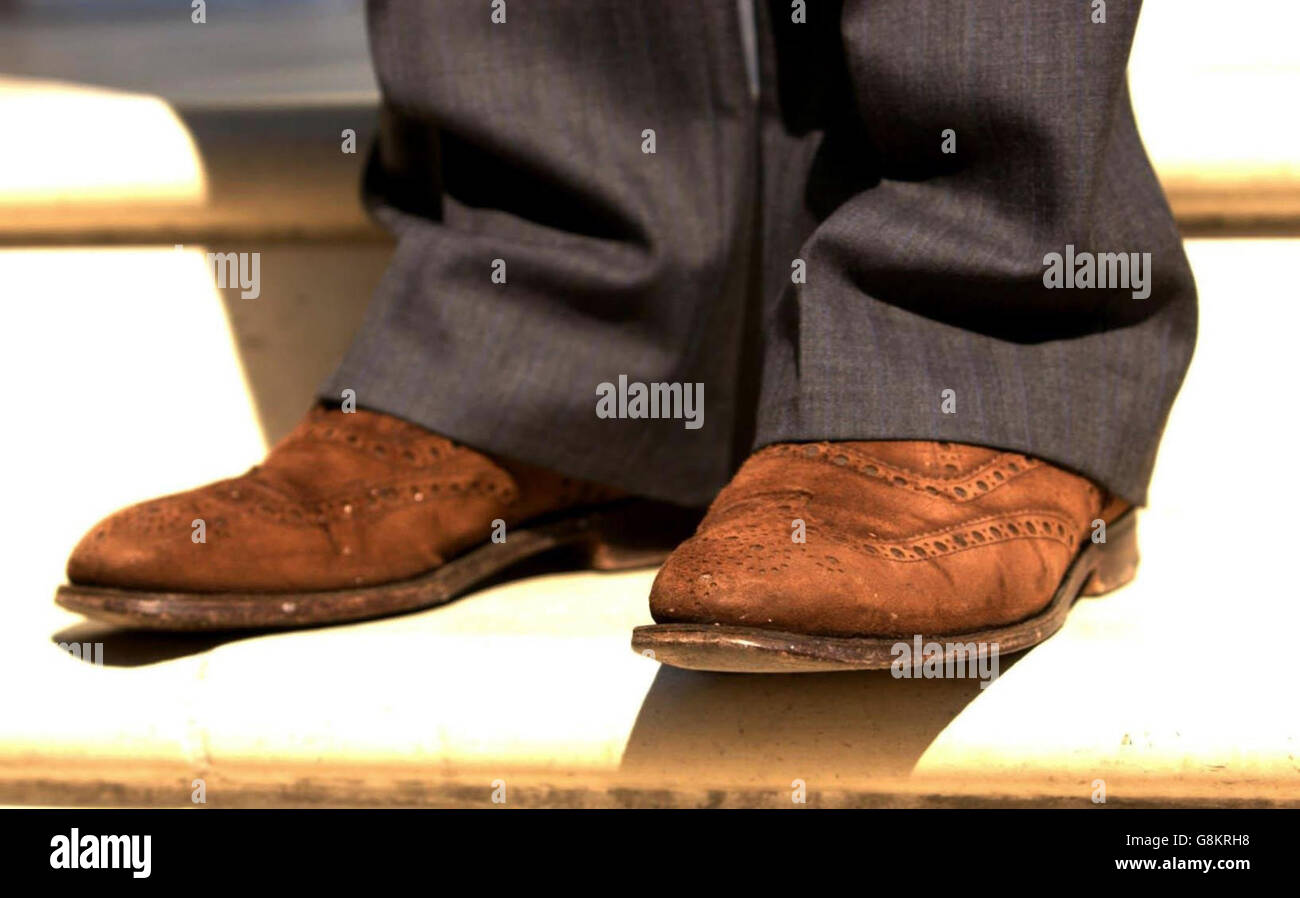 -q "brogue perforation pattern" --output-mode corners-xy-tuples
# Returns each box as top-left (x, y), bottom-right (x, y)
(763, 442), (1040, 502)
